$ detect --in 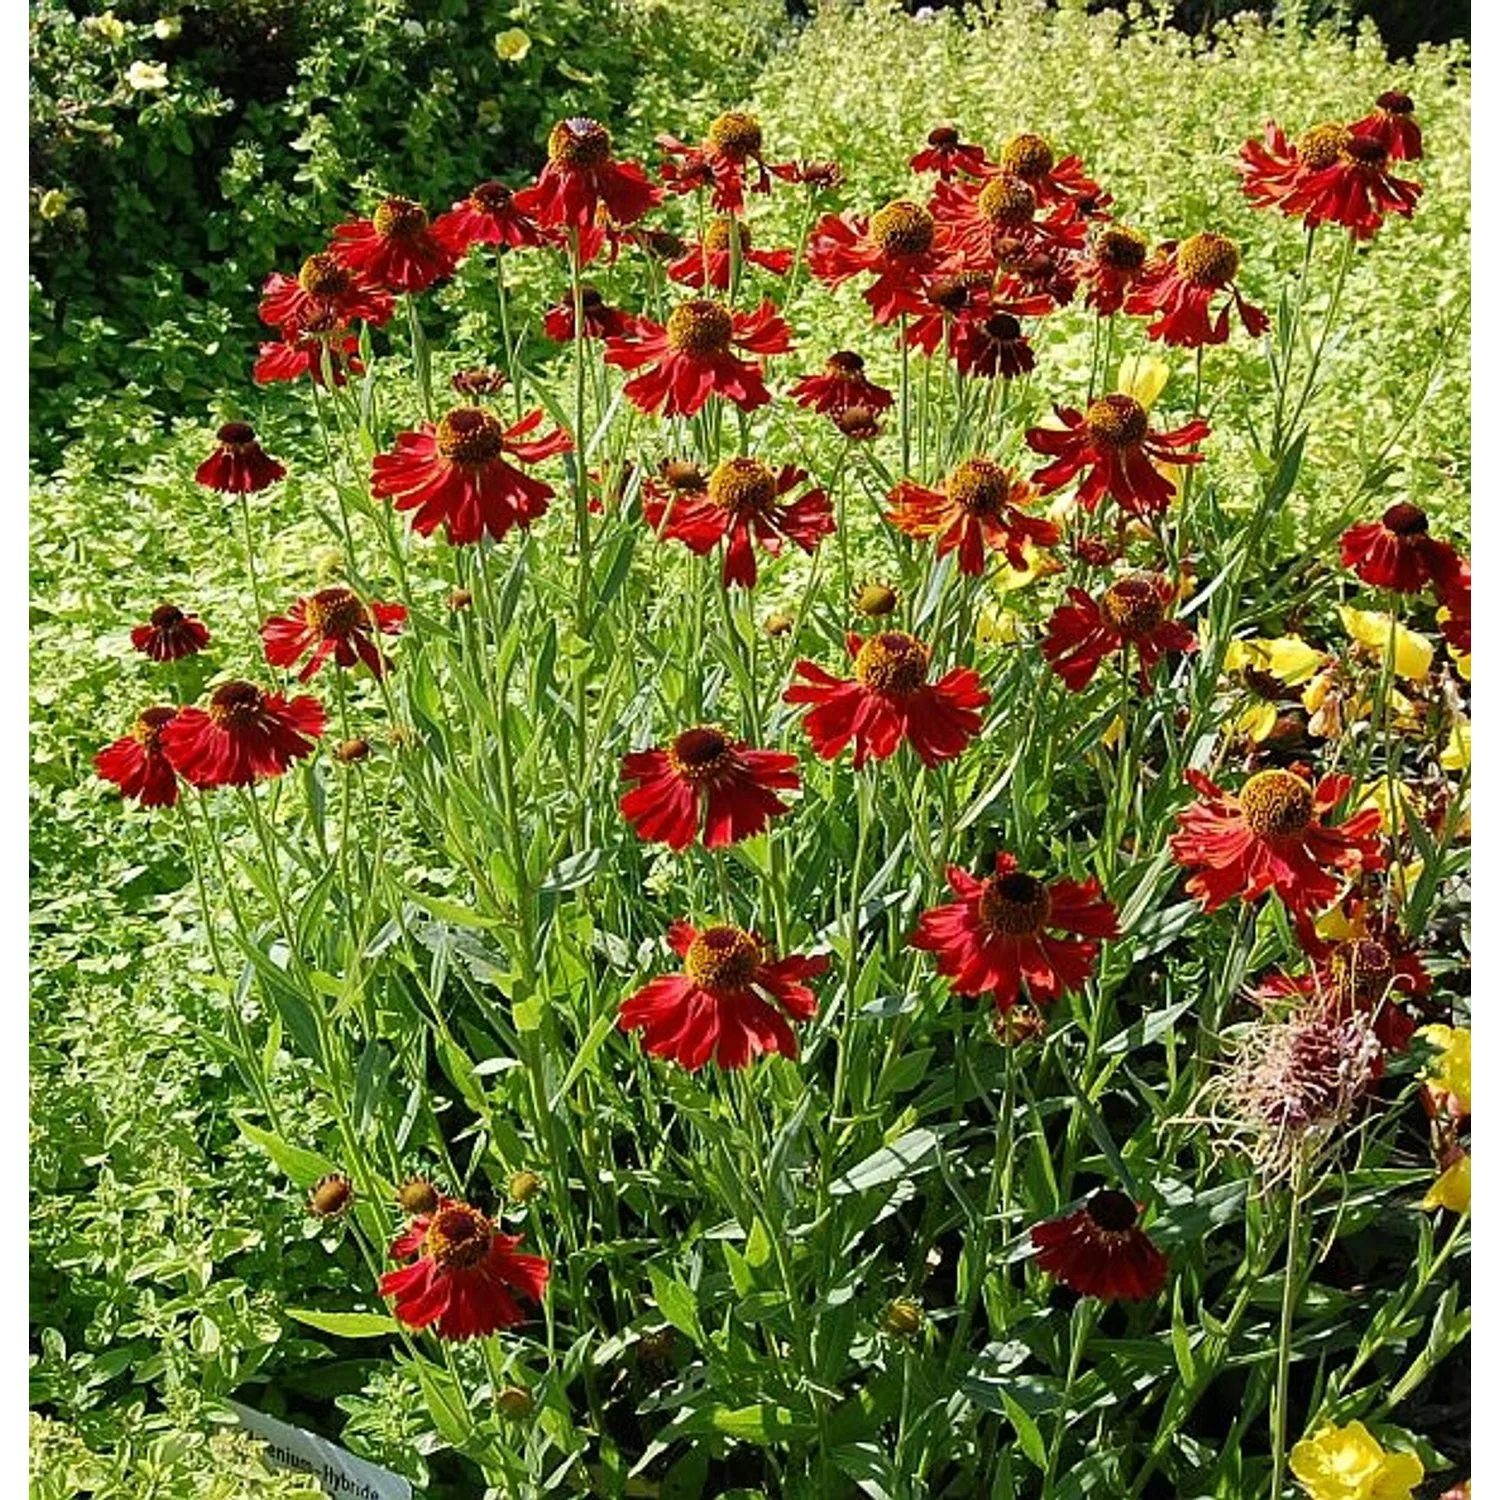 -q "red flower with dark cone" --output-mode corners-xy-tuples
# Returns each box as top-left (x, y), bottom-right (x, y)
(1239, 120), (1320, 215)
(618, 920), (827, 1070)
(603, 298), (793, 418)
(656, 111), (779, 214)
(886, 457), (1058, 577)
(769, 159), (844, 191)
(1170, 768), (1385, 927)
(619, 726), (800, 850)
(903, 273), (1052, 362)
(1077, 223), (1150, 316)
(195, 422), (286, 494)
(161, 680), (325, 788)
(95, 706), (180, 809)
(1340, 503), (1461, 594)
(1124, 233), (1269, 347)
(928, 172), (1087, 268)
(805, 202), (943, 323)
(514, 117), (661, 242)
(1282, 129), (1422, 240)
(1027, 395), (1208, 518)
(1030, 1190), (1168, 1302)
(654, 457), (833, 588)
(1042, 573), (1198, 691)
(666, 217), (794, 291)
(541, 286), (636, 342)
(789, 350), (894, 417)
(371, 406), (572, 546)
(254, 320), (364, 388)
(262, 588), (407, 681)
(946, 311), (1037, 380)
(330, 196), (457, 294)
(910, 125), (990, 180)
(258, 252), (395, 335)
(379, 1197), (548, 1340)
(131, 603), (210, 662)
(1353, 90), (1422, 161)
(786, 631), (989, 769)
(910, 852), (1119, 1012)
(991, 131), (1111, 217)
(1437, 557), (1471, 655)
(432, 180), (546, 255)
(641, 459), (711, 532)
